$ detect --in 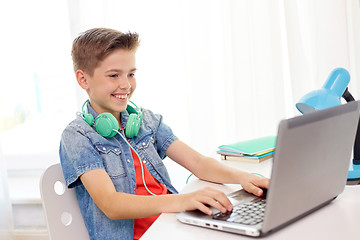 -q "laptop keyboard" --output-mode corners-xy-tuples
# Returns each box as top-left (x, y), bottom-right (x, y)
(212, 197), (266, 226)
